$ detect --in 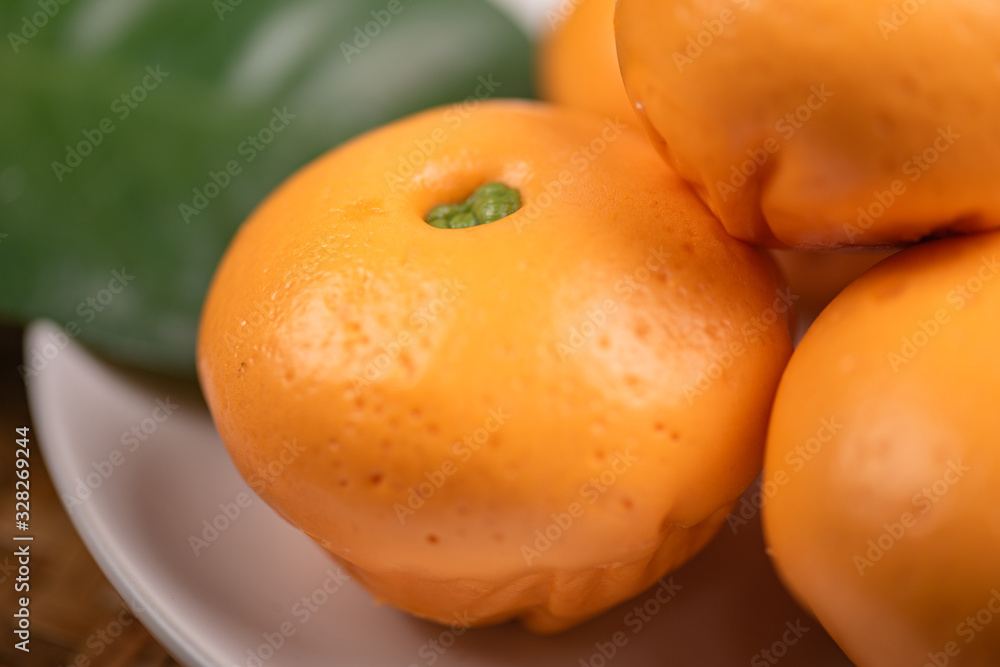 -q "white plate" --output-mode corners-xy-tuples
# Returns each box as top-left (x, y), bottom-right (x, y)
(489, 0), (560, 34)
(25, 320), (853, 667)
